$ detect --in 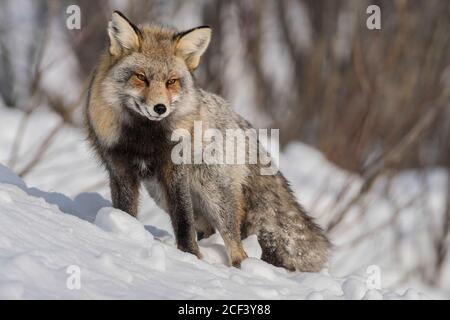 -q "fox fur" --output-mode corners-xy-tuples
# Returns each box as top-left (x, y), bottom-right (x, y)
(85, 11), (330, 271)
